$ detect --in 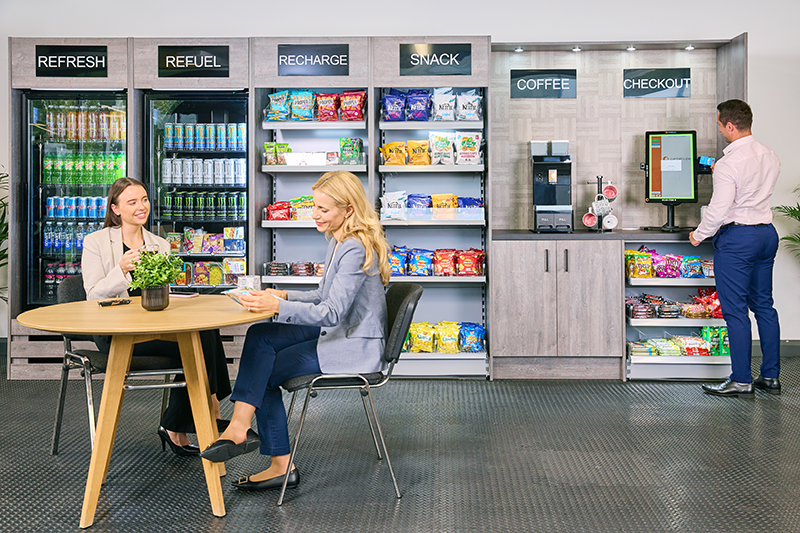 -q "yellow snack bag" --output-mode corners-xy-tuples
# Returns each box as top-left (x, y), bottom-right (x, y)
(381, 142), (407, 165)
(435, 323), (460, 353)
(407, 140), (431, 165)
(409, 322), (435, 353)
(431, 193), (457, 208)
